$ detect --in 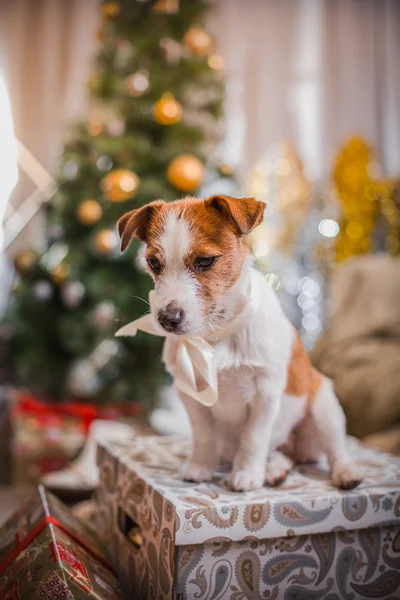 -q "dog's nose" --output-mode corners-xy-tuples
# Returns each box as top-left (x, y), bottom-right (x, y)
(158, 303), (184, 332)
